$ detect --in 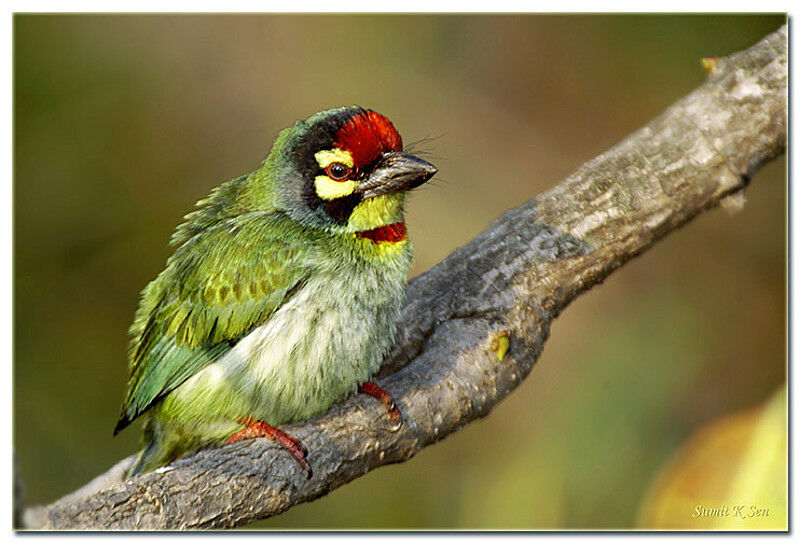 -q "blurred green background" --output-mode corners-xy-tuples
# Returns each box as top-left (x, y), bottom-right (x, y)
(14, 14), (786, 529)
